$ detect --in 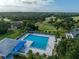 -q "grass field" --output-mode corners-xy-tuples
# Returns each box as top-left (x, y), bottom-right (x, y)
(35, 22), (57, 34)
(72, 16), (79, 21)
(0, 29), (23, 39)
